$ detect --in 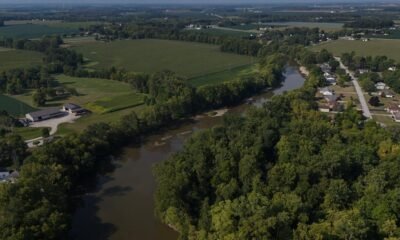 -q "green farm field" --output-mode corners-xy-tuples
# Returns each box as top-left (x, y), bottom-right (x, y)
(312, 39), (400, 62)
(71, 39), (254, 78)
(0, 22), (86, 38)
(55, 75), (145, 114)
(264, 21), (344, 31)
(0, 94), (36, 116)
(189, 64), (256, 87)
(0, 48), (43, 71)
